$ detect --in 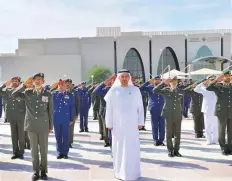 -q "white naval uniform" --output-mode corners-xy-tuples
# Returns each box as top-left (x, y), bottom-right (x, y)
(194, 83), (218, 144)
